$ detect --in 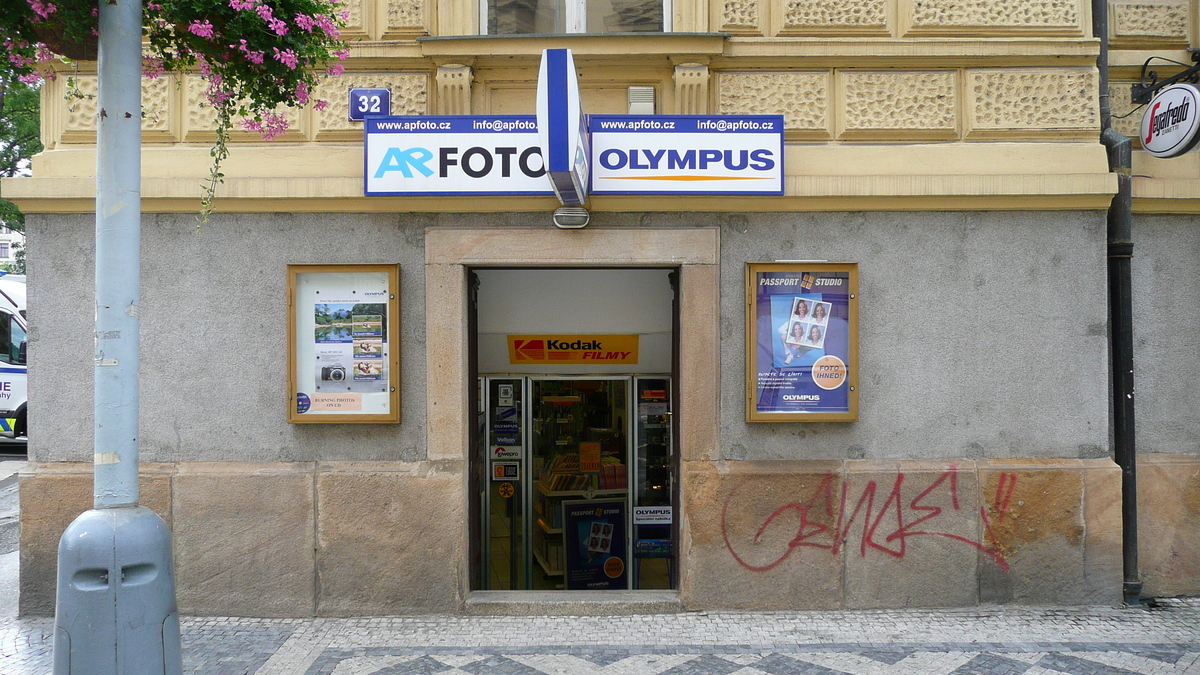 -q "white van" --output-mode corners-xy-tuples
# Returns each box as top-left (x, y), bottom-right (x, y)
(0, 274), (27, 438)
